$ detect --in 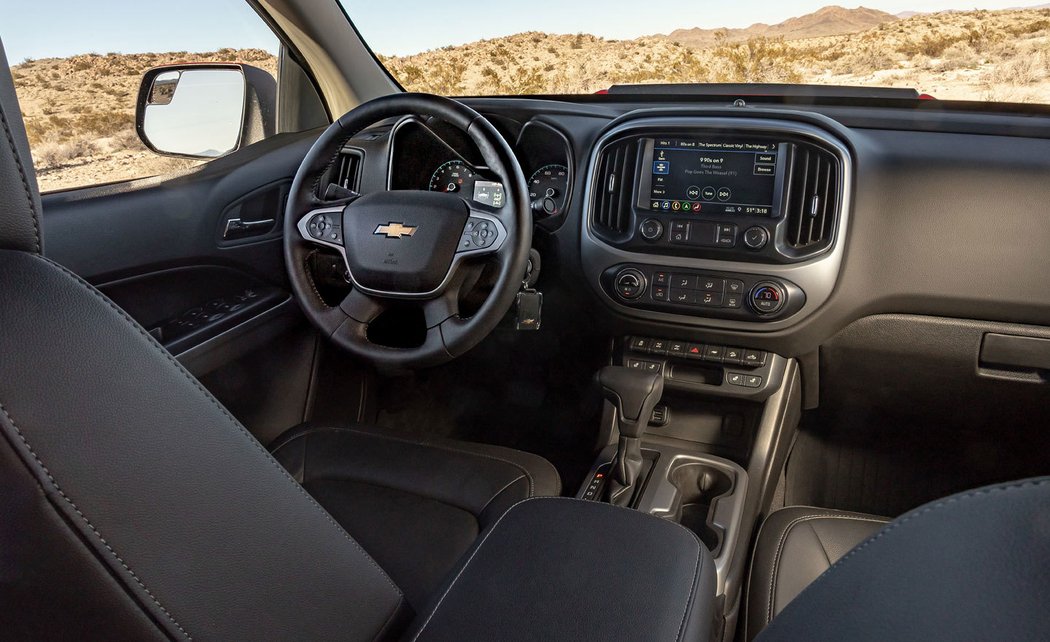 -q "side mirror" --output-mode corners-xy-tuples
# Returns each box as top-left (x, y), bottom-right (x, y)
(135, 64), (276, 159)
